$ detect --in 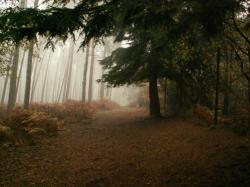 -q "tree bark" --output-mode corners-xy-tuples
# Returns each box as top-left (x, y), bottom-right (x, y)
(7, 0), (26, 111)
(15, 50), (26, 101)
(148, 57), (161, 117)
(41, 51), (52, 103)
(223, 47), (230, 115)
(82, 43), (90, 102)
(30, 51), (44, 103)
(248, 48), (250, 130)
(100, 44), (107, 100)
(214, 48), (221, 125)
(1, 66), (11, 106)
(63, 41), (74, 101)
(88, 41), (95, 102)
(164, 78), (168, 112)
(24, 41), (34, 109)
(7, 44), (20, 112)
